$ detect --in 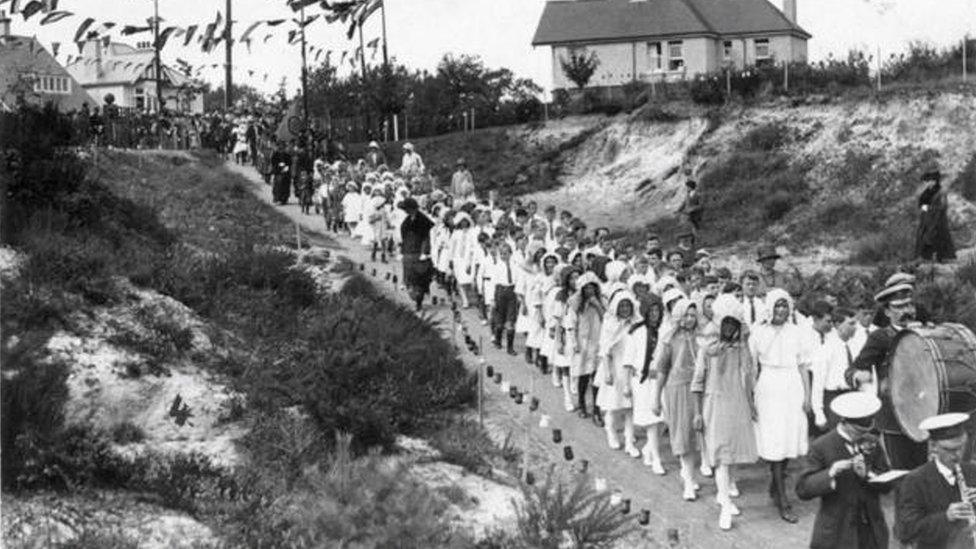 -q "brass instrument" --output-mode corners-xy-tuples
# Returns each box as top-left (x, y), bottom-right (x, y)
(954, 463), (976, 547)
